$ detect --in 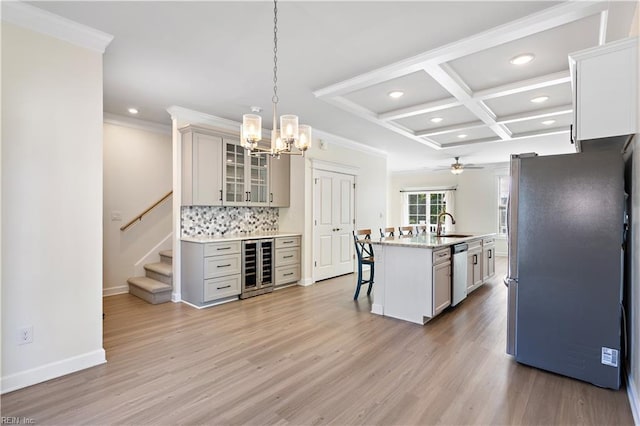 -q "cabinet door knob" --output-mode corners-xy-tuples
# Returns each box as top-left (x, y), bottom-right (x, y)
(219, 189), (223, 201)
